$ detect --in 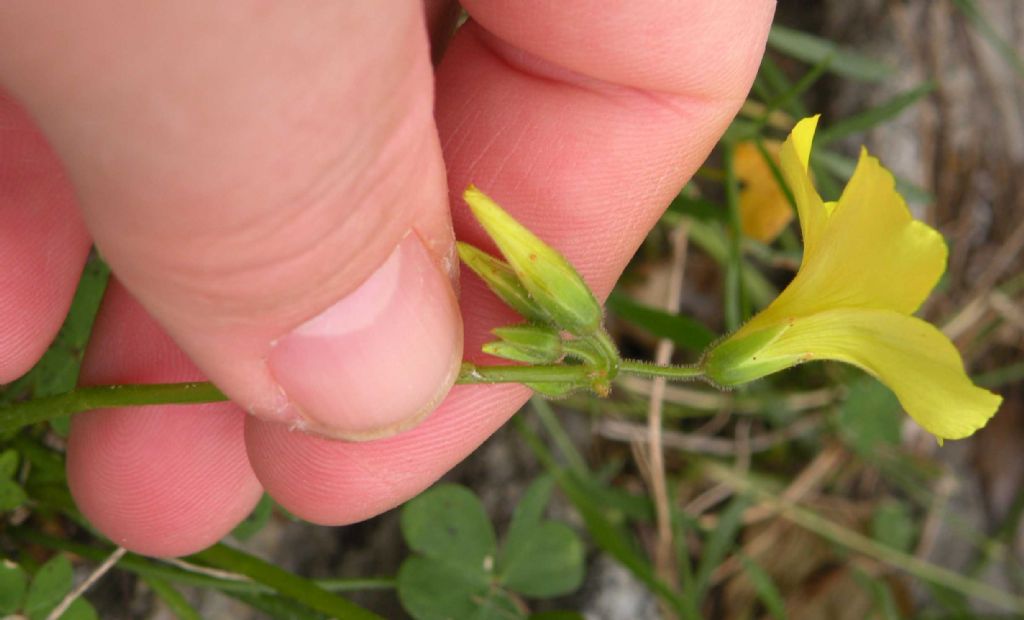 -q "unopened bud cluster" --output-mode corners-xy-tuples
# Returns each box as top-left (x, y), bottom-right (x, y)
(459, 185), (619, 396)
